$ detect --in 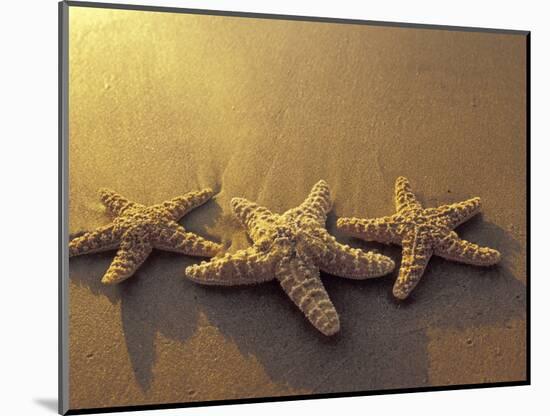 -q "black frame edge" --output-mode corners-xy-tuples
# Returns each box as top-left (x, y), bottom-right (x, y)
(525, 31), (531, 385)
(66, 381), (530, 415)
